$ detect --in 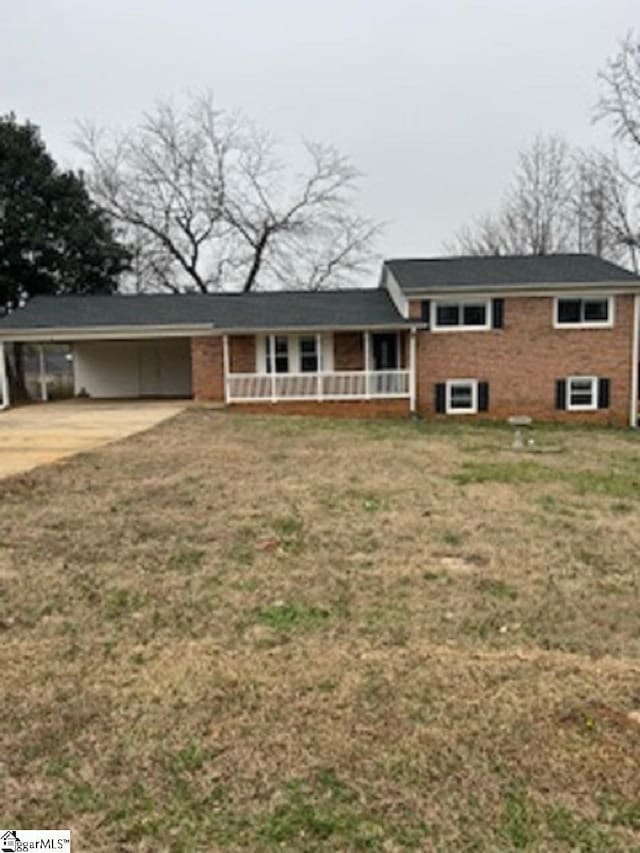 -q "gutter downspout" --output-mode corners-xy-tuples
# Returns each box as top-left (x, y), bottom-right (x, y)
(630, 294), (640, 428)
